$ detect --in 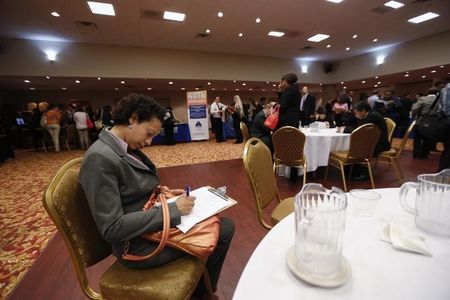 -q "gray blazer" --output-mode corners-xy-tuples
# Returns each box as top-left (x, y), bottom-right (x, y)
(79, 129), (181, 262)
